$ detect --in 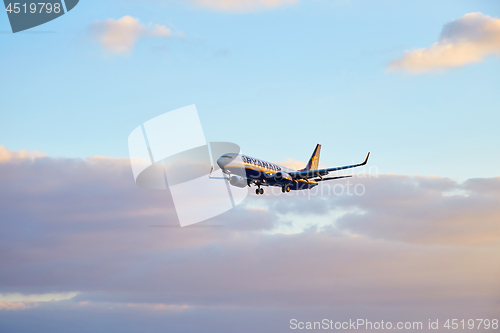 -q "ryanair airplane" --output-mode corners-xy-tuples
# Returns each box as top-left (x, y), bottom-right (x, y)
(214, 144), (370, 195)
